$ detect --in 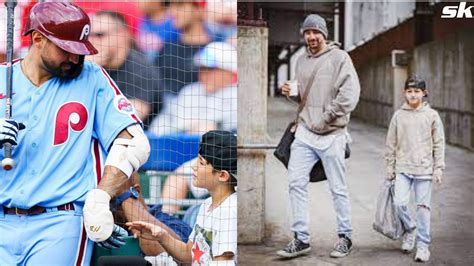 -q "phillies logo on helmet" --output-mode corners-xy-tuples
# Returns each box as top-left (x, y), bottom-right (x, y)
(115, 96), (134, 113)
(80, 24), (90, 41)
